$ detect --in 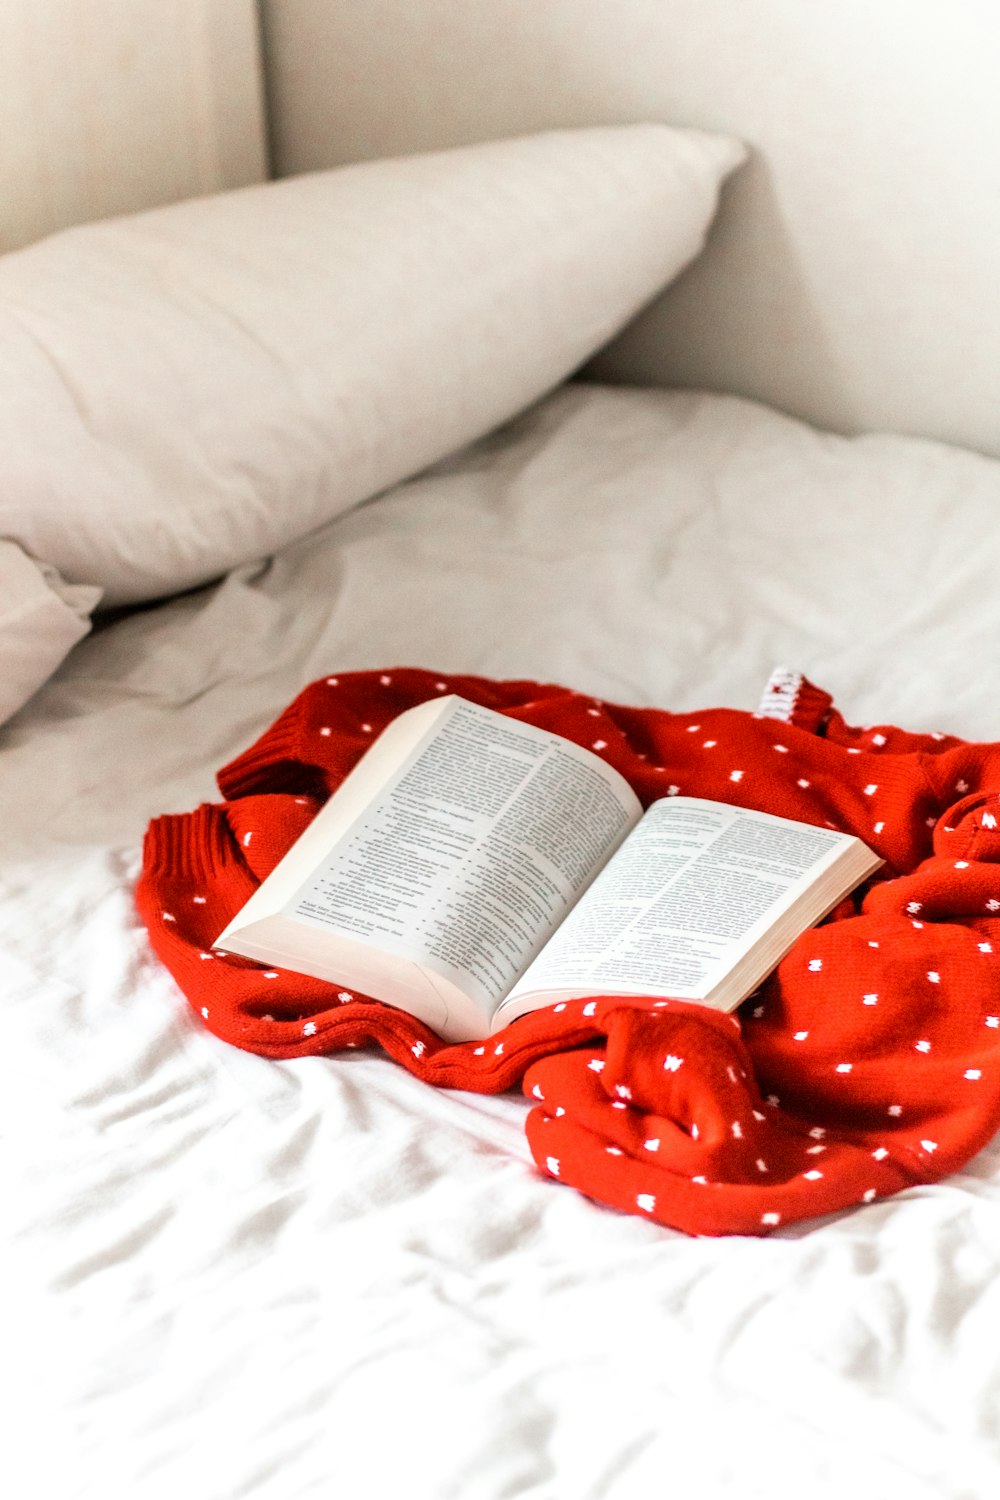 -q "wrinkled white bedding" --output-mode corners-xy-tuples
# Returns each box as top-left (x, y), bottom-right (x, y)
(5, 383), (1000, 1500)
